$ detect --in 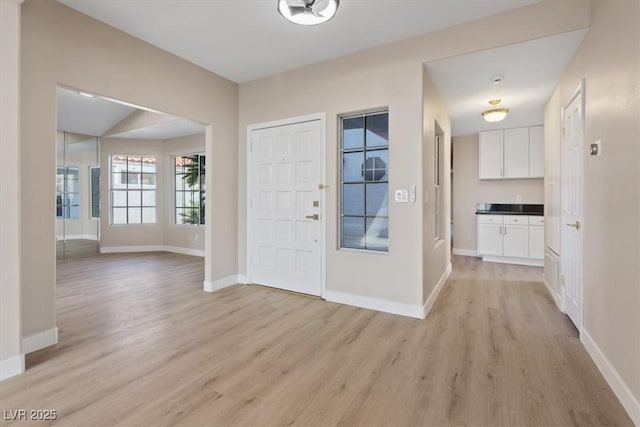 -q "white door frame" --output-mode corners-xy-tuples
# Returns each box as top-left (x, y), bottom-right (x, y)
(246, 113), (327, 298)
(560, 80), (585, 332)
